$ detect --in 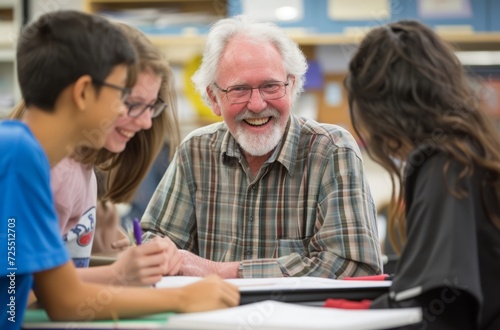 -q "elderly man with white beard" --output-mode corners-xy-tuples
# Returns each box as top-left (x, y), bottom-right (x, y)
(141, 15), (382, 279)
